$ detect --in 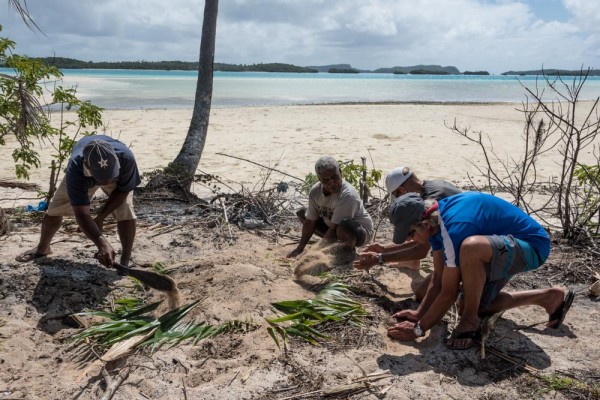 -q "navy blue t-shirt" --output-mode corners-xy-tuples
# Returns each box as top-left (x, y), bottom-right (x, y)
(429, 192), (550, 268)
(65, 135), (141, 206)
